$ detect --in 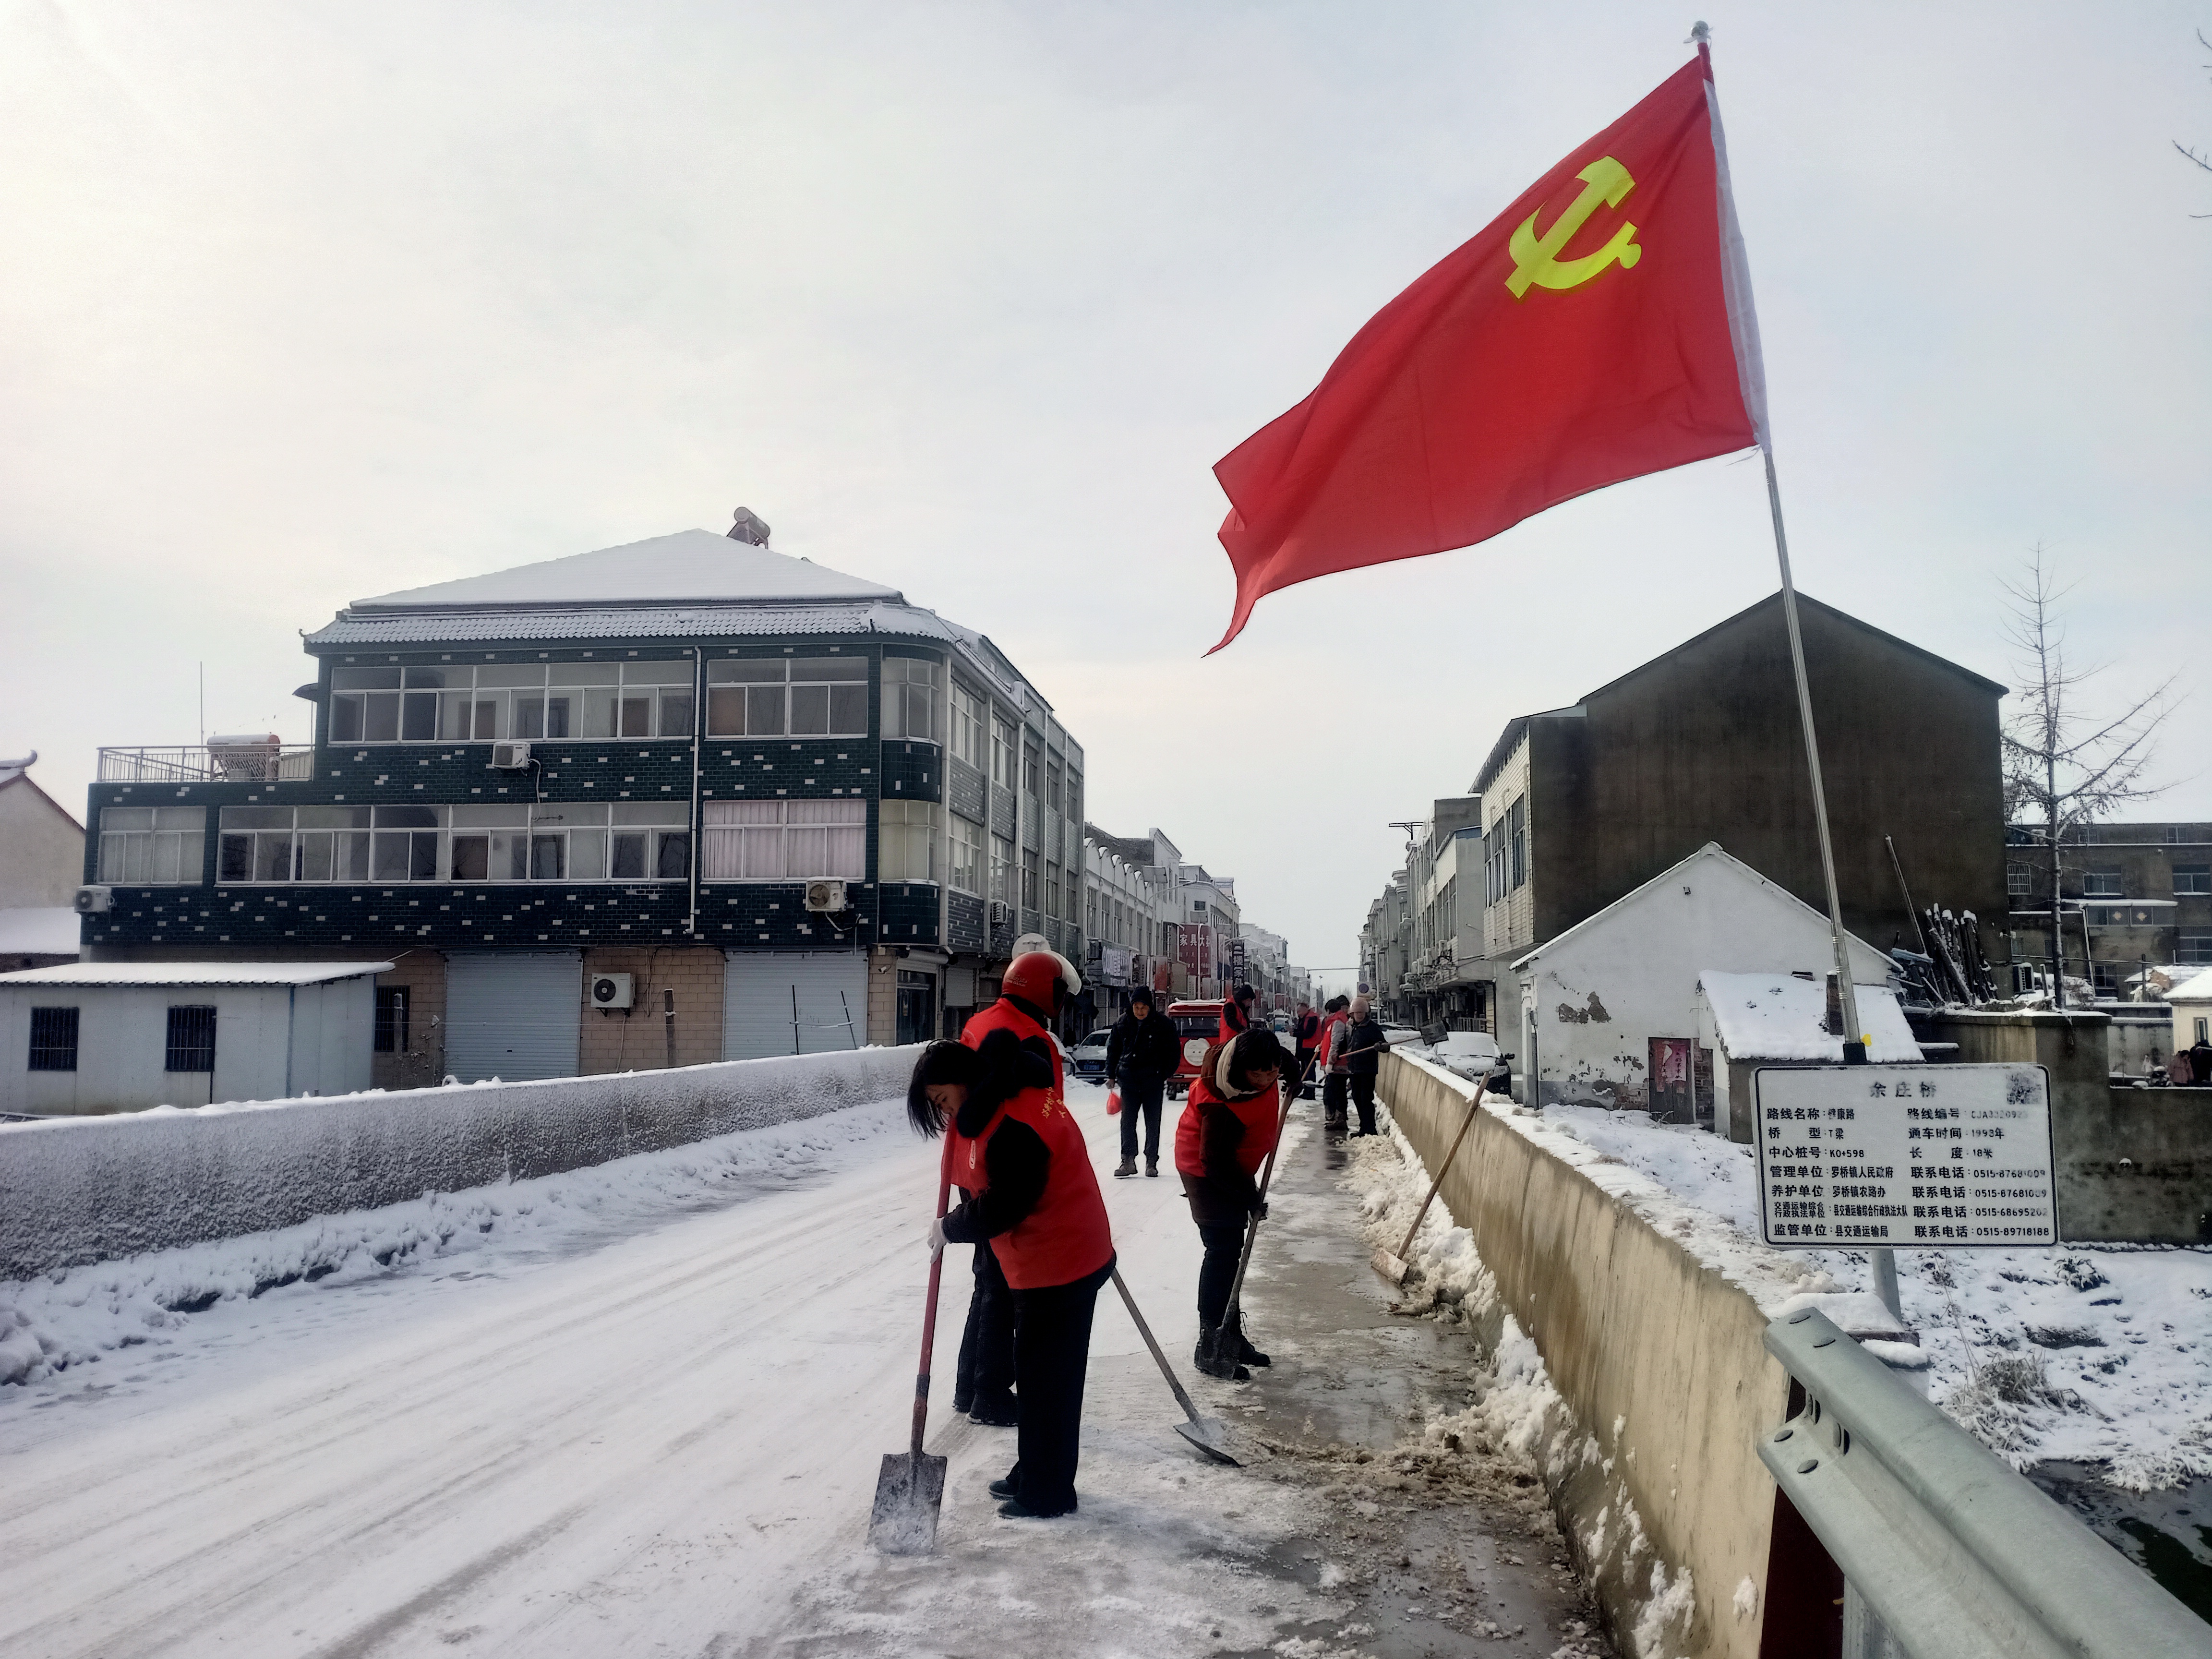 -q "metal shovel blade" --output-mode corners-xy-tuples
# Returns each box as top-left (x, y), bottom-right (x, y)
(1175, 1416), (1241, 1466)
(866, 1450), (948, 1555)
